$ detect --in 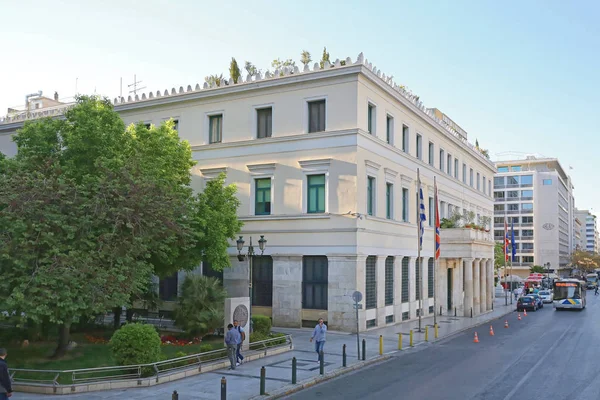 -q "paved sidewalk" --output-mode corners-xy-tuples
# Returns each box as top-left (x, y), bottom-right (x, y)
(16, 298), (514, 400)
